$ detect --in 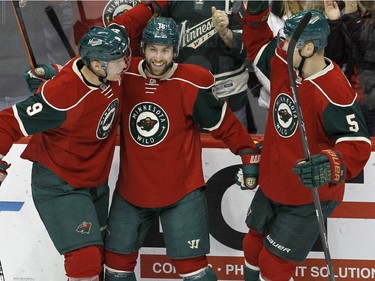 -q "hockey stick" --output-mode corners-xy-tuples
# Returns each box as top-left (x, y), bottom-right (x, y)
(45, 6), (76, 58)
(286, 12), (335, 281)
(11, 0), (37, 69)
